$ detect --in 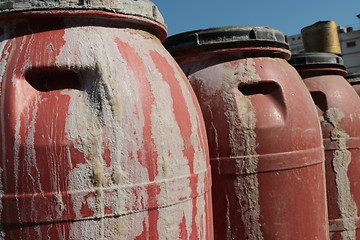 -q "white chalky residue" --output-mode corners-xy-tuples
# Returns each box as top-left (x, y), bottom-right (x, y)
(323, 108), (358, 239)
(24, 95), (45, 225)
(230, 59), (263, 240)
(24, 96), (42, 188)
(195, 174), (207, 239)
(59, 25), (150, 239)
(13, 94), (22, 223)
(165, 50), (207, 173)
(34, 225), (42, 239)
(67, 163), (93, 219)
(8, 30), (48, 227)
(47, 108), (65, 215)
(100, 30), (150, 239)
(130, 30), (208, 237)
(133, 44), (193, 238)
(54, 193), (65, 218)
(69, 219), (104, 240)
(54, 22), (207, 239)
(225, 194), (231, 240)
(163, 48), (210, 237)
(231, 95), (263, 240)
(66, 146), (73, 169)
(188, 58), (263, 240)
(158, 199), (194, 240)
